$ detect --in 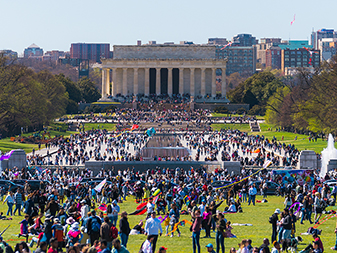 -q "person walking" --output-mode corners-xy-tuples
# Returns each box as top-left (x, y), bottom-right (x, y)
(191, 209), (202, 253)
(14, 189), (23, 216)
(216, 212), (226, 253)
(111, 200), (120, 227)
(270, 209), (280, 243)
(119, 211), (131, 248)
(87, 210), (102, 246)
(248, 184), (257, 206)
(3, 191), (14, 216)
(145, 211), (162, 253)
